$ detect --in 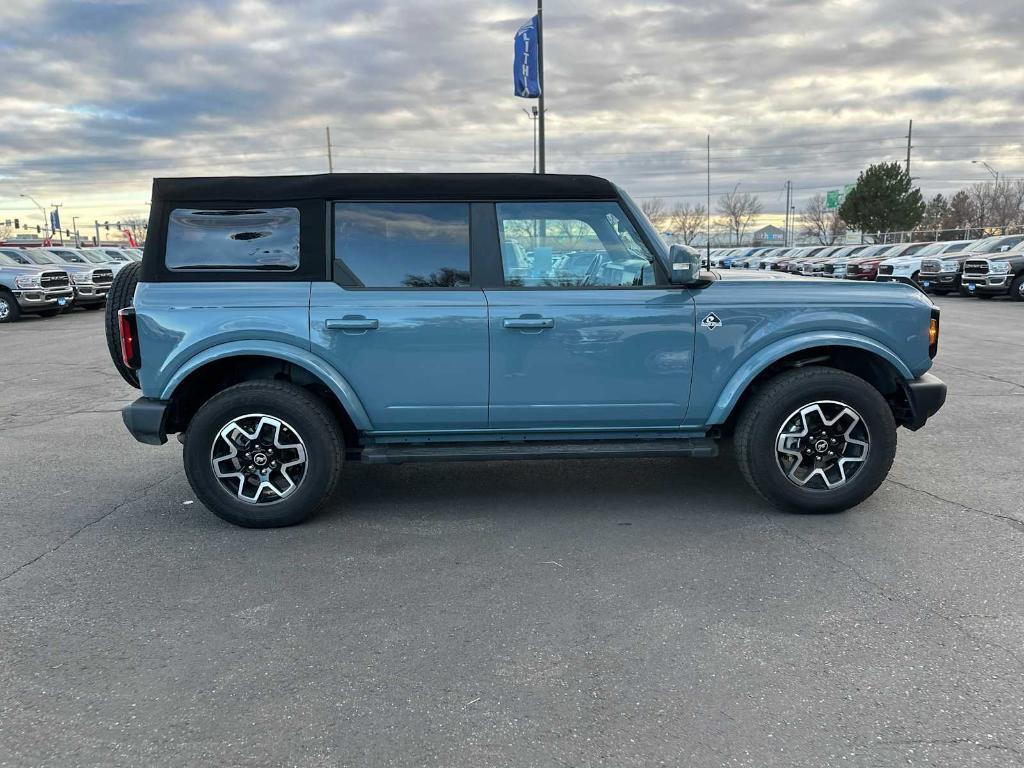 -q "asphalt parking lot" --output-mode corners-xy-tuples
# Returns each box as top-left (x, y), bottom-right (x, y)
(1, 296), (1022, 768)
